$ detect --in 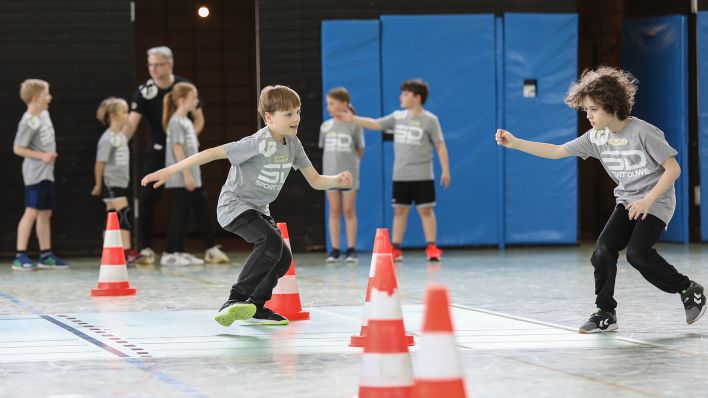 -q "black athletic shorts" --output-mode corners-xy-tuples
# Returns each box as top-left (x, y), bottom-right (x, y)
(392, 180), (435, 208)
